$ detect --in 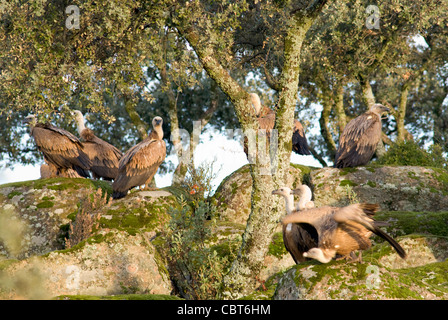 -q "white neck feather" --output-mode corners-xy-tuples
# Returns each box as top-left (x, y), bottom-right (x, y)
(297, 187), (313, 210)
(283, 193), (296, 215)
(250, 93), (261, 115)
(76, 118), (86, 135)
(154, 126), (164, 140)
